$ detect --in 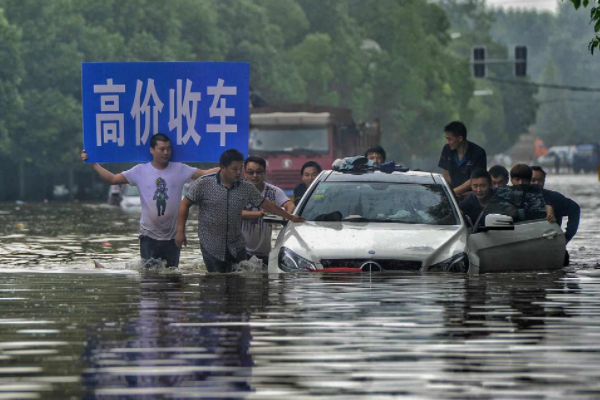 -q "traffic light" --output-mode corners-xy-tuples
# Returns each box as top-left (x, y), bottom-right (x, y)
(472, 47), (486, 78)
(515, 45), (527, 77)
